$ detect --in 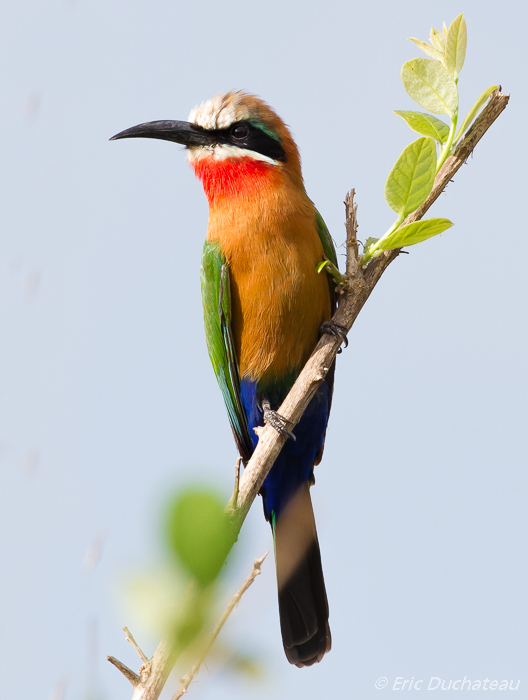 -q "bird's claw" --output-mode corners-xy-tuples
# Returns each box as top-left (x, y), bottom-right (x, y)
(261, 397), (296, 441)
(266, 412), (297, 441)
(319, 320), (348, 353)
